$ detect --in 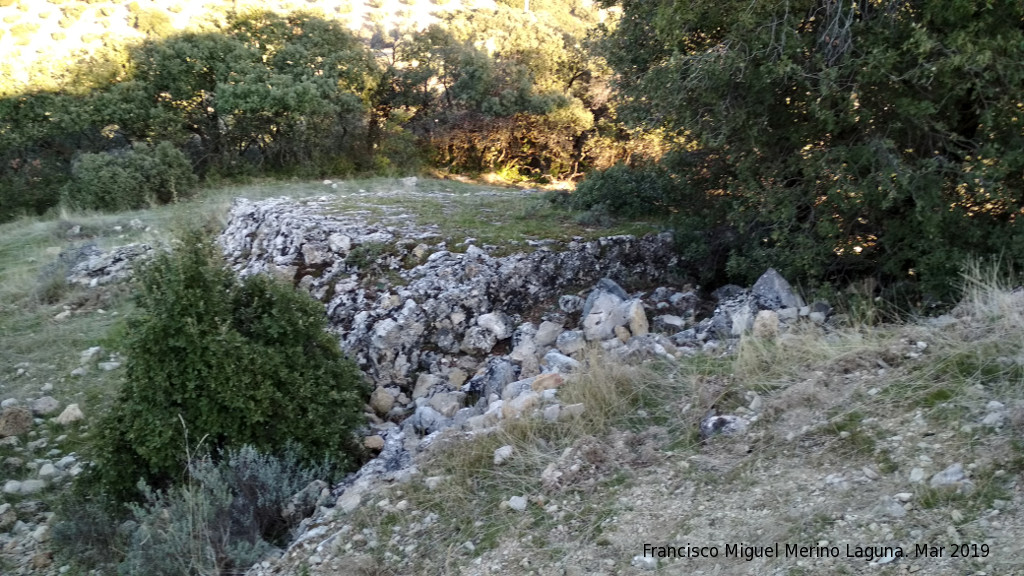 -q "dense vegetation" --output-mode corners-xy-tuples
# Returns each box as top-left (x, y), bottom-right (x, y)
(1, 3), (629, 219)
(3, 0), (1022, 298)
(583, 0), (1024, 300)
